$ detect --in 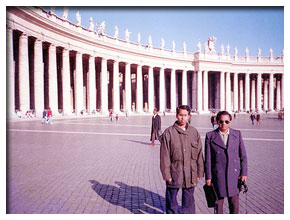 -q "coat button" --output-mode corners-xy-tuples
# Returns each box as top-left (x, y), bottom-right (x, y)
(234, 169), (237, 172)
